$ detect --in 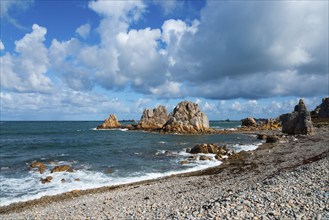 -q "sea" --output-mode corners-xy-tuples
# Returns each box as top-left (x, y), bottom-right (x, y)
(0, 121), (262, 206)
